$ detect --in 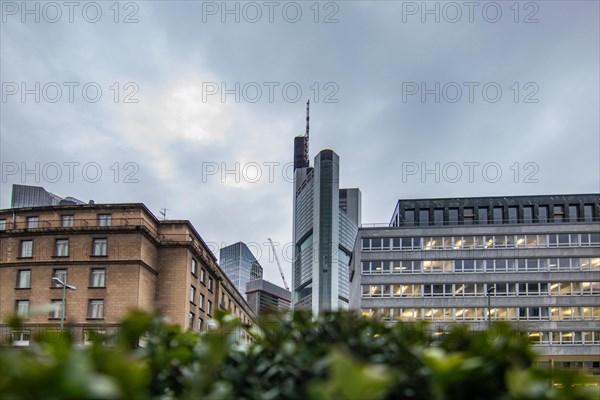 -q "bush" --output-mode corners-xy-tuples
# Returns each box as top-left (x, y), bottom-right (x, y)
(1, 310), (597, 400)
